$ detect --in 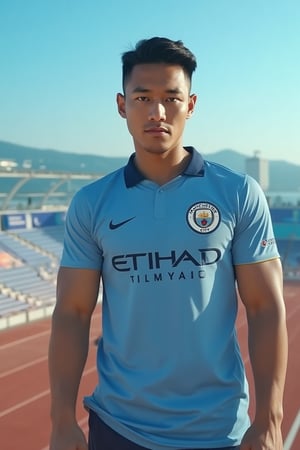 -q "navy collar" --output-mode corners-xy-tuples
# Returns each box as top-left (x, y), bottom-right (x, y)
(124, 146), (205, 188)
